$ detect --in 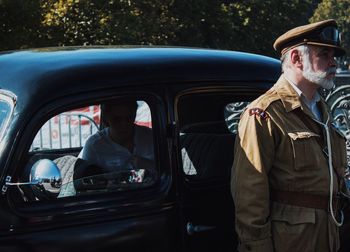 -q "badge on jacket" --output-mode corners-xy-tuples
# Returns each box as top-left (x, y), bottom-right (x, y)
(249, 108), (269, 120)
